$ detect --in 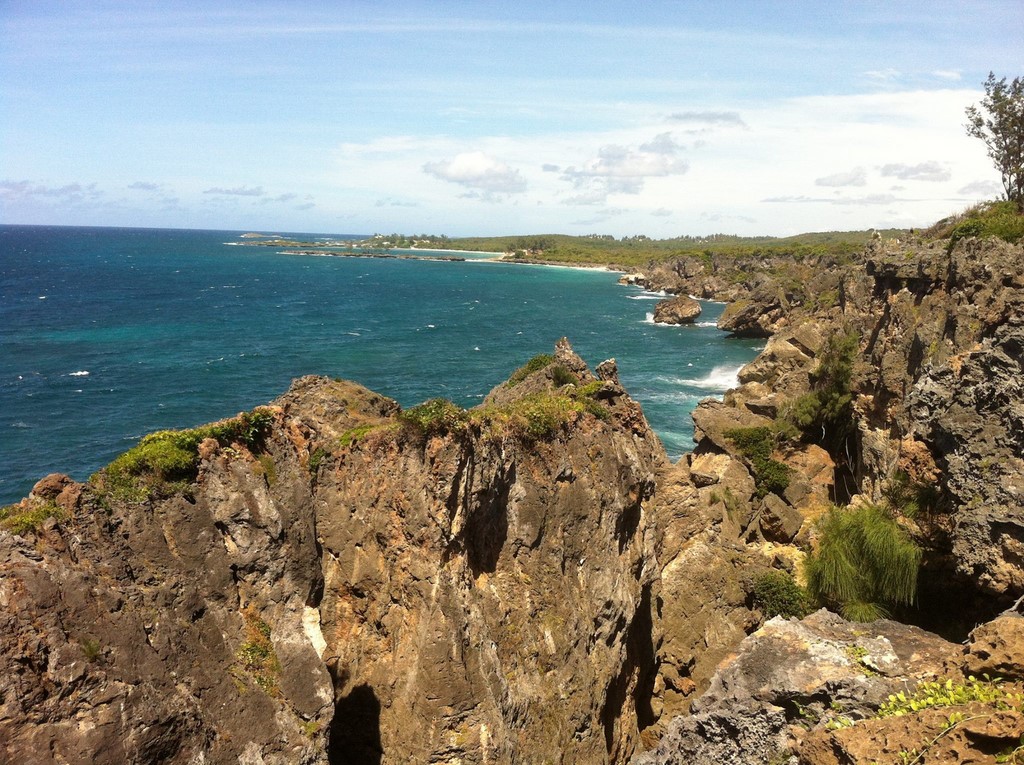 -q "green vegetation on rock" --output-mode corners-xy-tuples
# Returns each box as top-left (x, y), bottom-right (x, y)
(0, 500), (65, 535)
(724, 425), (792, 498)
(780, 330), (858, 453)
(94, 408), (274, 502)
(878, 676), (1022, 718)
(236, 608), (281, 695)
(507, 354), (555, 386)
(803, 503), (922, 622)
(752, 570), (812, 619)
(929, 200), (1024, 250)
(398, 385), (609, 444)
